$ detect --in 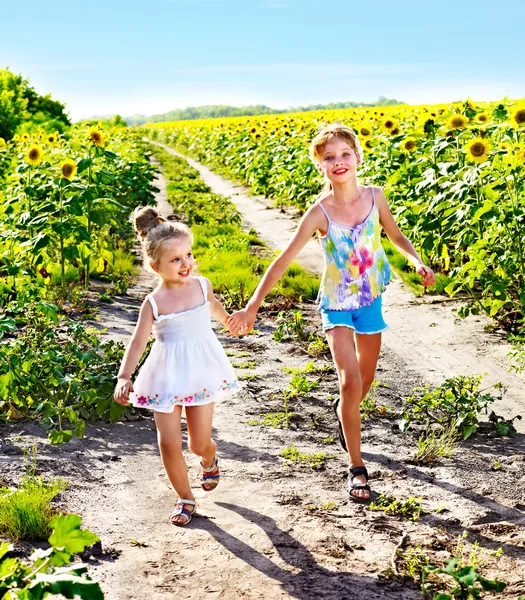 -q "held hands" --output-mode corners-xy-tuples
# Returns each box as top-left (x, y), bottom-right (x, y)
(114, 377), (133, 405)
(415, 263), (436, 287)
(227, 308), (257, 337)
